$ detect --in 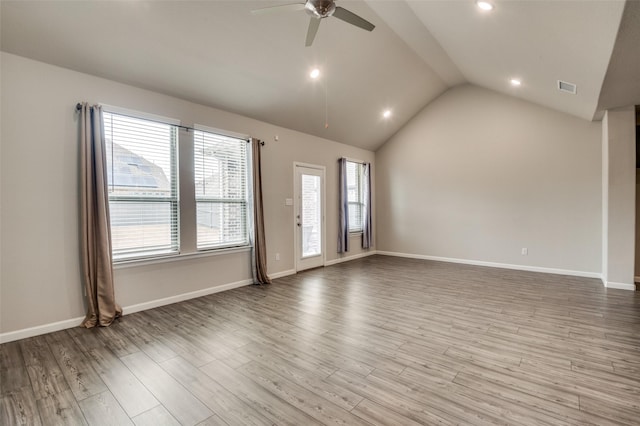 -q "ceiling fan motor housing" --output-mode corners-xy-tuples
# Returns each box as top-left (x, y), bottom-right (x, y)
(305, 0), (336, 18)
